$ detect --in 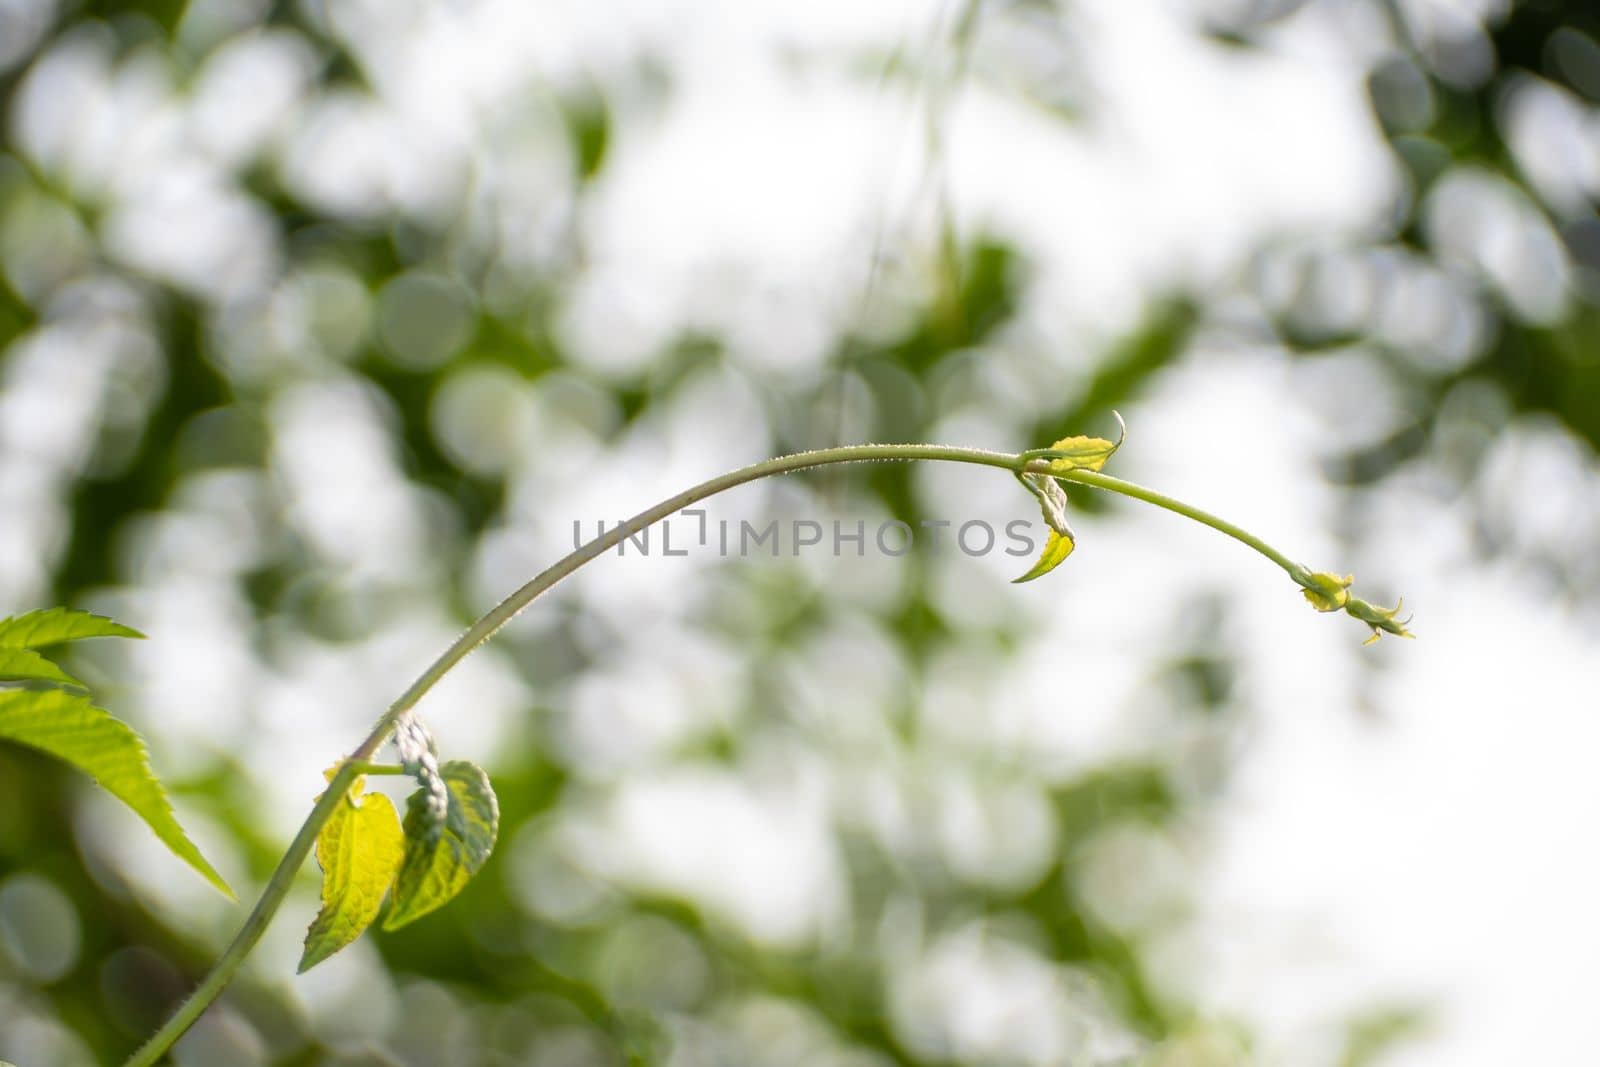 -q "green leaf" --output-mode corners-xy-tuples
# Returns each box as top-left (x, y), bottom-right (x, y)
(1013, 528), (1075, 583)
(1012, 471), (1077, 583)
(1041, 411), (1126, 473)
(1043, 437), (1118, 472)
(0, 687), (233, 898)
(0, 647), (83, 688)
(382, 760), (498, 931)
(0, 607), (144, 648)
(299, 775), (406, 972)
